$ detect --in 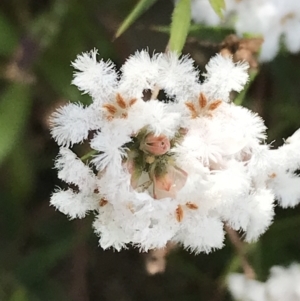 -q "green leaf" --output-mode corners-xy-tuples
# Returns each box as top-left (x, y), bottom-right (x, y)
(0, 12), (18, 56)
(0, 84), (31, 165)
(115, 0), (158, 39)
(209, 0), (225, 18)
(169, 0), (191, 54)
